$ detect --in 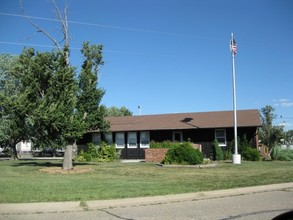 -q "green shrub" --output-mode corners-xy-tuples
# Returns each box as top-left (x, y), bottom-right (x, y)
(229, 135), (252, 155)
(88, 143), (99, 157)
(271, 145), (293, 161)
(96, 142), (120, 162)
(163, 142), (203, 165)
(75, 143), (98, 162)
(271, 145), (281, 160)
(277, 149), (293, 161)
(74, 150), (87, 162)
(229, 134), (260, 161)
(242, 147), (260, 161)
(212, 140), (224, 161)
(239, 134), (250, 154)
(75, 142), (119, 162)
(84, 153), (93, 162)
(223, 150), (232, 160)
